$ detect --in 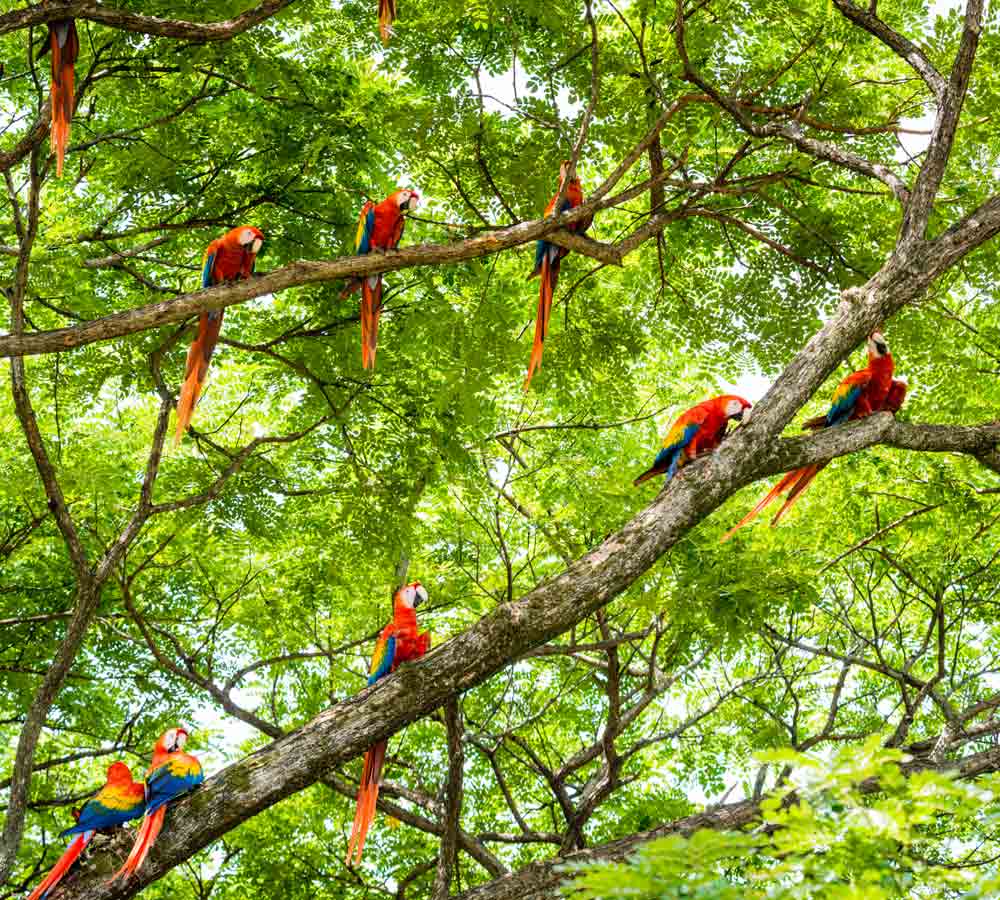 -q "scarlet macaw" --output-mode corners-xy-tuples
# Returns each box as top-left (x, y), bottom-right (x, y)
(341, 189), (419, 370)
(42, 19), (79, 178)
(174, 226), (264, 444)
(633, 395), (752, 486)
(346, 581), (430, 866)
(377, 0), (396, 43)
(112, 727), (204, 880)
(722, 332), (900, 539)
(27, 762), (145, 900)
(523, 161), (593, 391)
